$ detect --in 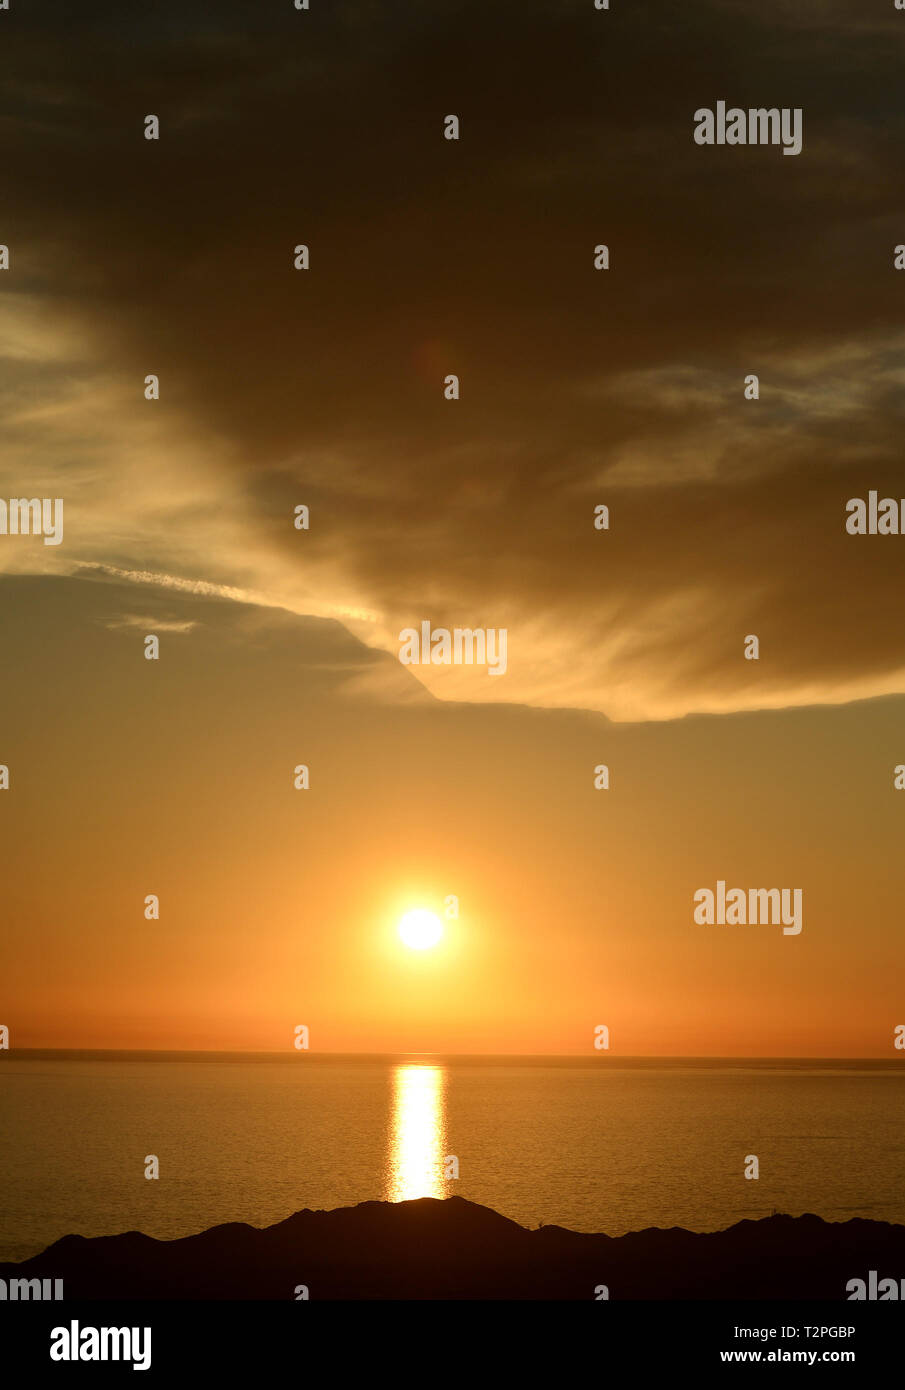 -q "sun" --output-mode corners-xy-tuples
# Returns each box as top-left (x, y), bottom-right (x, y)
(398, 908), (444, 951)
